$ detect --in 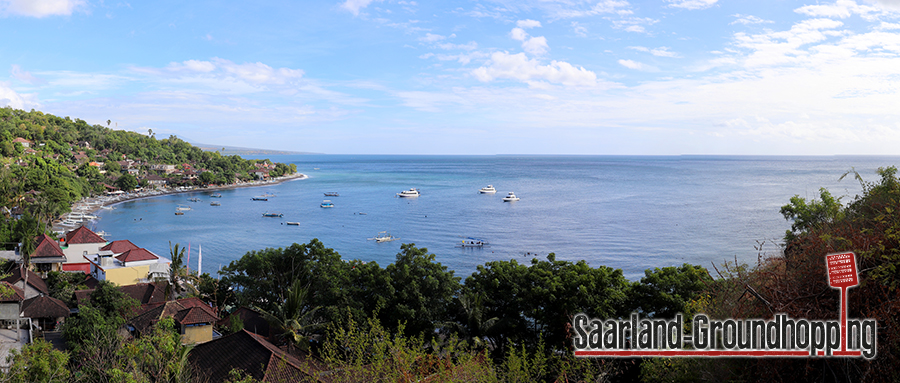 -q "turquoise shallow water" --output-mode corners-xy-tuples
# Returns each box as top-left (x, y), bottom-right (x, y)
(92, 155), (898, 280)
